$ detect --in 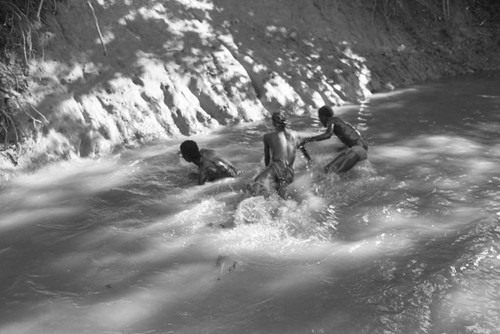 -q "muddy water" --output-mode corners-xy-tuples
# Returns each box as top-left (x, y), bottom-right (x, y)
(1, 72), (499, 334)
